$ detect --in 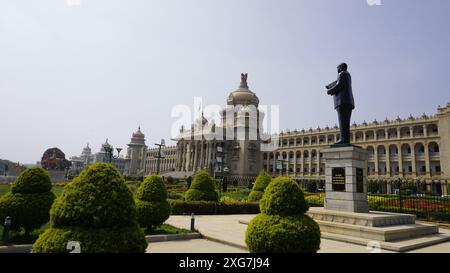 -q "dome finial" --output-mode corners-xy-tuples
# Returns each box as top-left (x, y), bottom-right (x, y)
(240, 73), (248, 88)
